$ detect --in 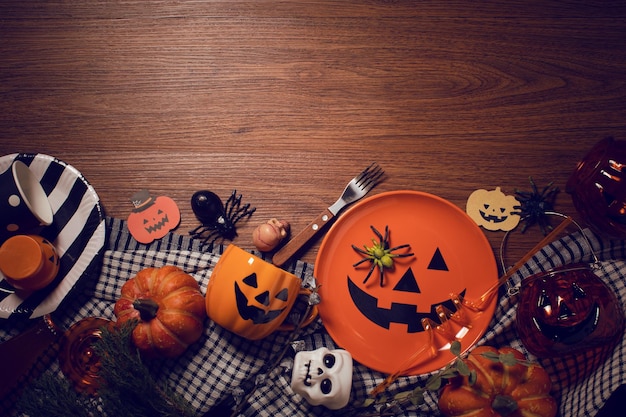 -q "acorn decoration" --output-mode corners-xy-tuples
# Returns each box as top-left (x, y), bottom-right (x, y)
(252, 218), (290, 252)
